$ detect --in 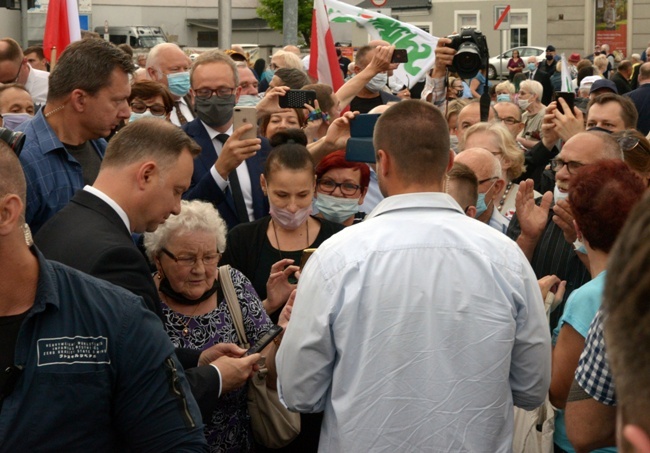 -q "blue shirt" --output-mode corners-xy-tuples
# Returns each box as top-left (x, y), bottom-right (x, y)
(0, 248), (207, 451)
(552, 272), (616, 453)
(277, 193), (551, 452)
(17, 110), (106, 233)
